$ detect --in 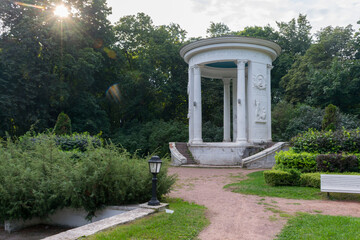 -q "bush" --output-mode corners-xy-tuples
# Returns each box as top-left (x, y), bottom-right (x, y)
(0, 133), (175, 221)
(322, 104), (340, 131)
(264, 169), (300, 186)
(291, 129), (360, 154)
(54, 112), (72, 135)
(112, 120), (188, 157)
(299, 173), (320, 188)
(55, 133), (101, 152)
(316, 154), (359, 173)
(275, 149), (318, 172)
